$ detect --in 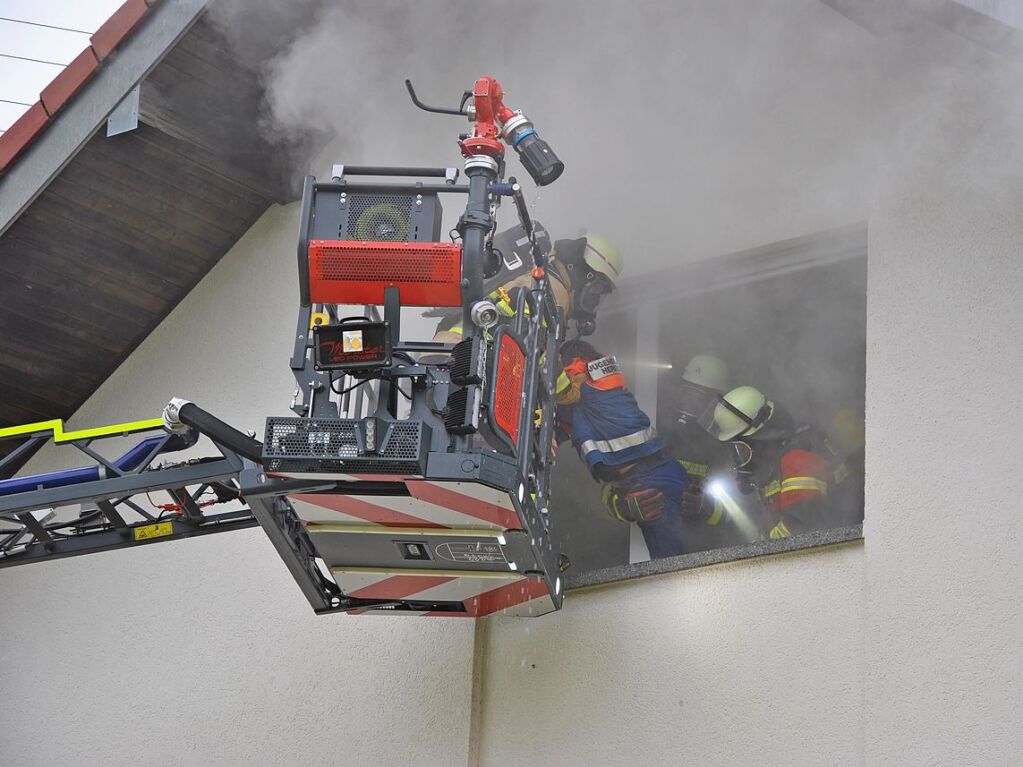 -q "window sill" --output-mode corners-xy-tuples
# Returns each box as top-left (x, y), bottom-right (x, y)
(564, 523), (864, 591)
